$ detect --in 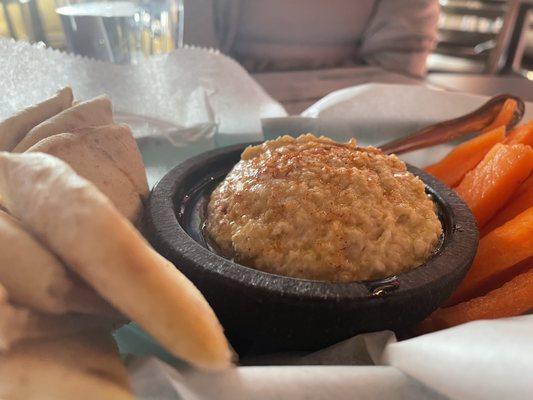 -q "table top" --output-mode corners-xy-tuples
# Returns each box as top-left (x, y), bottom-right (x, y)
(253, 66), (423, 115)
(253, 67), (533, 114)
(426, 73), (533, 102)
